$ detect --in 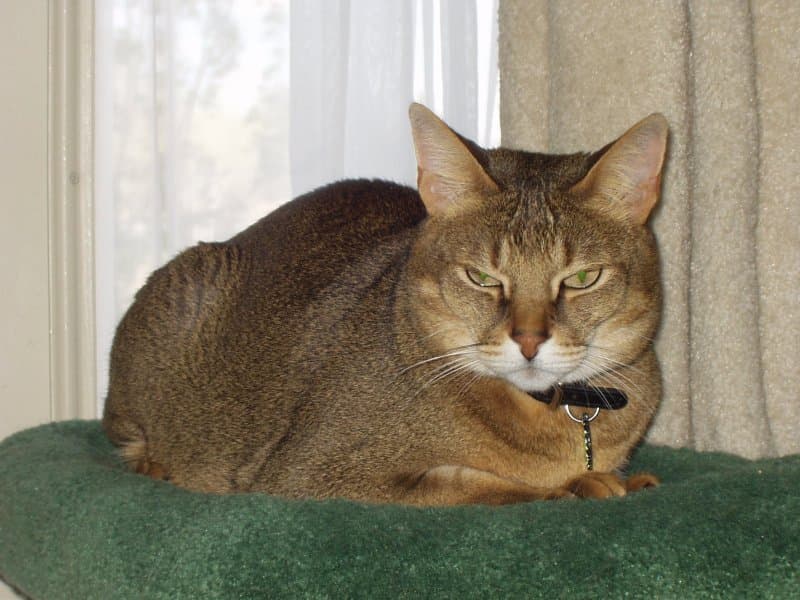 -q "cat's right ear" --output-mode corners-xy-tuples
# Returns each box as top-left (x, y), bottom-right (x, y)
(409, 103), (498, 216)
